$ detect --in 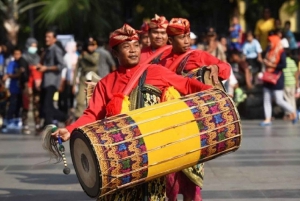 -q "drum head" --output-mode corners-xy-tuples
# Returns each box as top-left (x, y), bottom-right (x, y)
(70, 130), (101, 198)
